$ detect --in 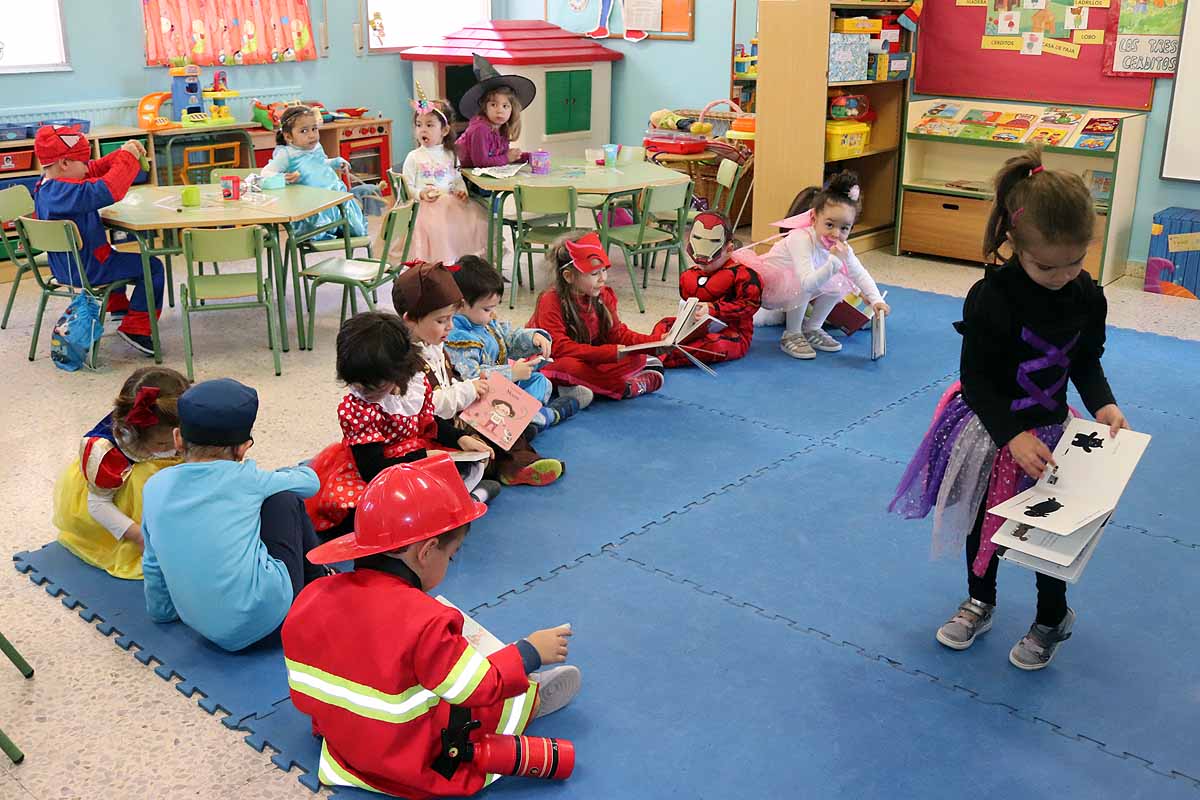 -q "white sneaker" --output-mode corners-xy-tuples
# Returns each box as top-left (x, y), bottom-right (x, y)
(556, 385), (594, 410)
(780, 332), (816, 360)
(803, 328), (843, 352)
(531, 665), (581, 718)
